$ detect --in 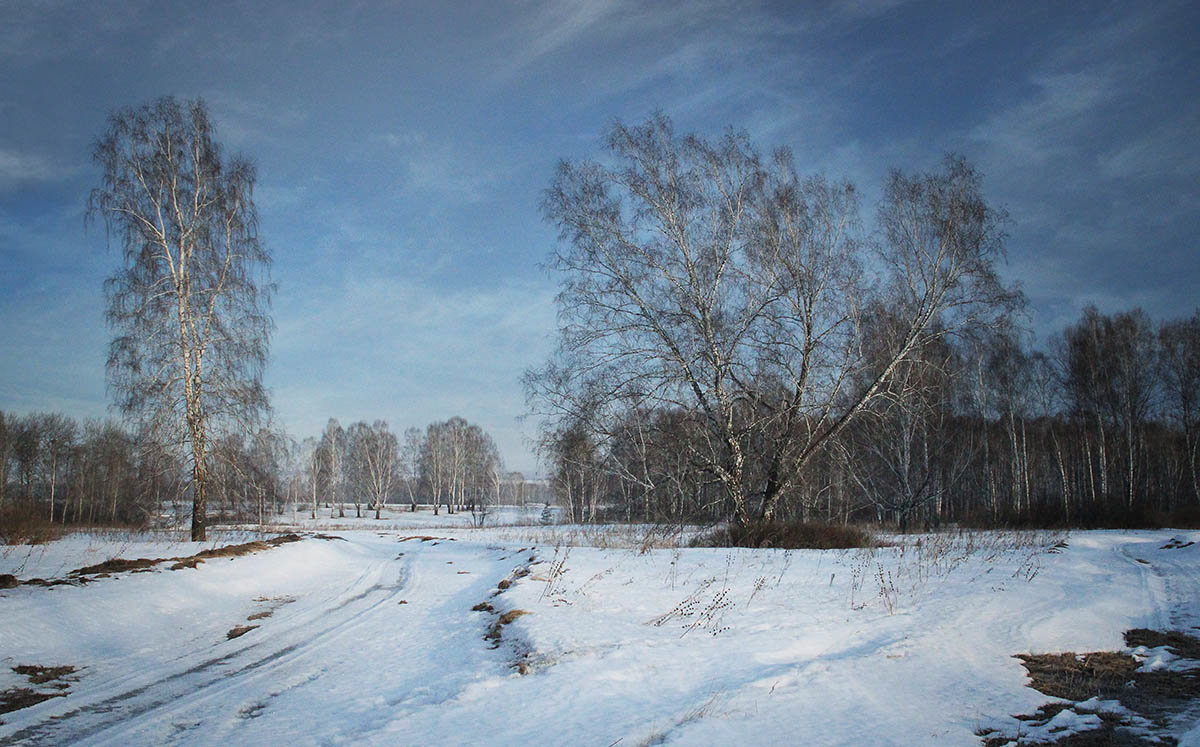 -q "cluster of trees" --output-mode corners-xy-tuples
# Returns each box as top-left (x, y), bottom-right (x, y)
(304, 416), (549, 522)
(527, 115), (1198, 529)
(0, 409), (550, 530)
(0, 413), (196, 530)
(535, 308), (1199, 528)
